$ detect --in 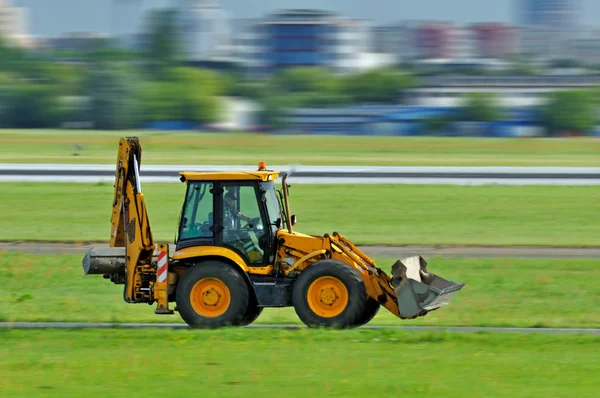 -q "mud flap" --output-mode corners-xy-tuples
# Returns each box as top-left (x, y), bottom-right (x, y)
(391, 256), (465, 319)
